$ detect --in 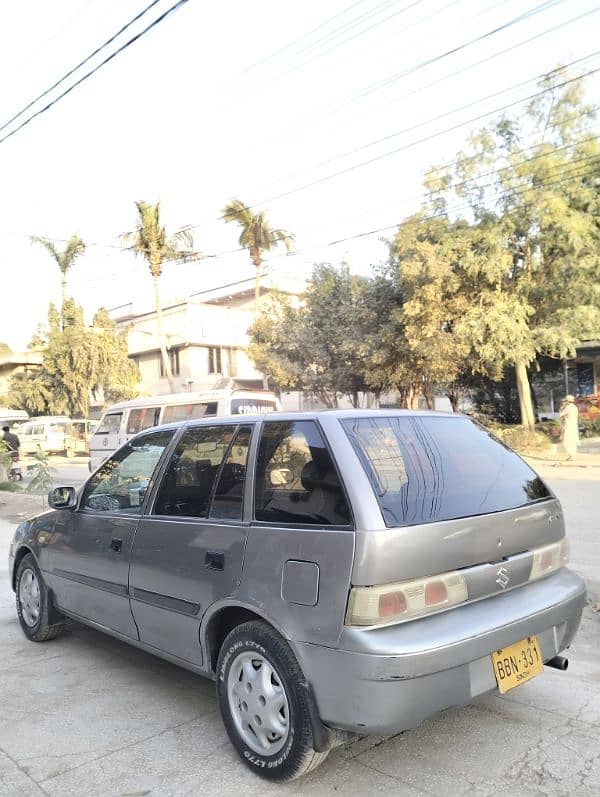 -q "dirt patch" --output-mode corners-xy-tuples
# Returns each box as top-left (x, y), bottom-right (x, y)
(0, 491), (47, 524)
